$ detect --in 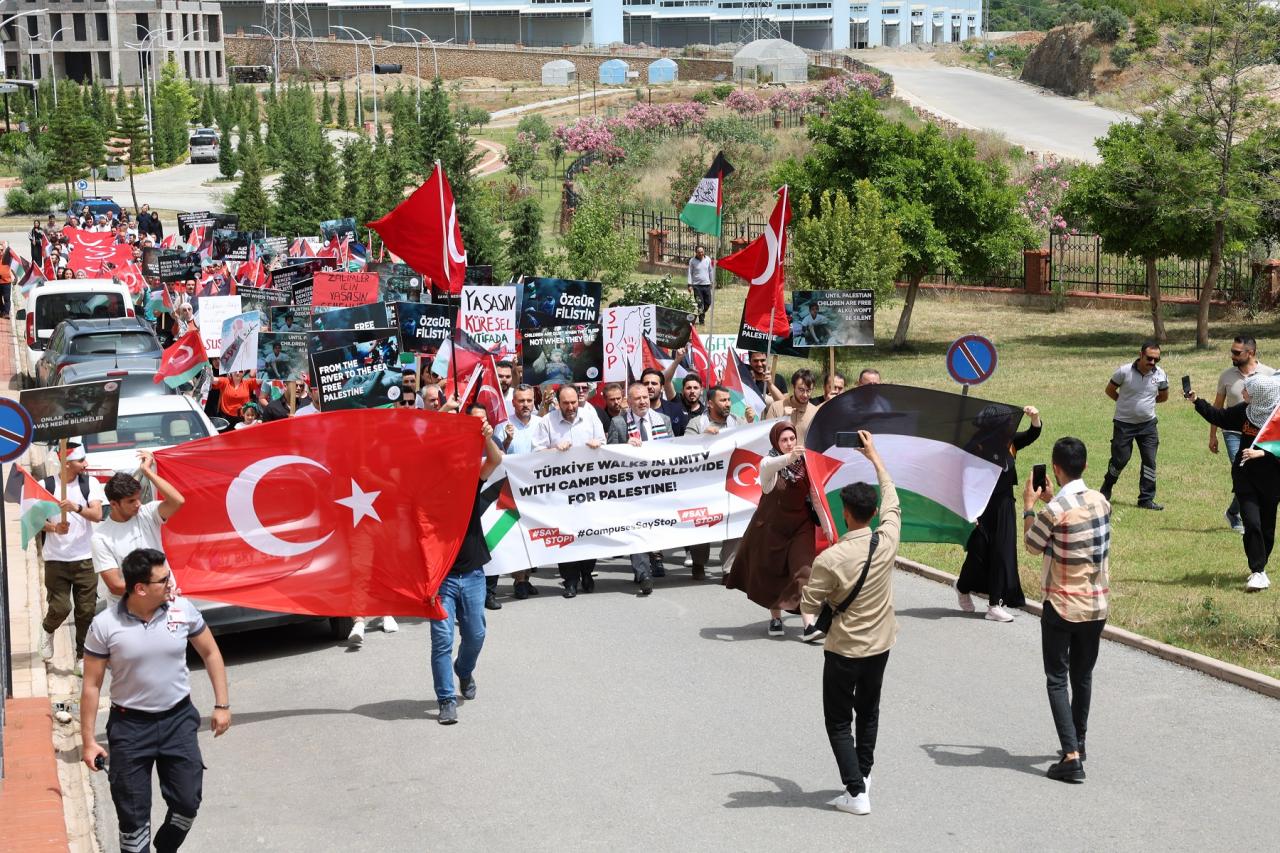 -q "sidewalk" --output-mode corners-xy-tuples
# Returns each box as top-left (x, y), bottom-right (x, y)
(0, 311), (95, 852)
